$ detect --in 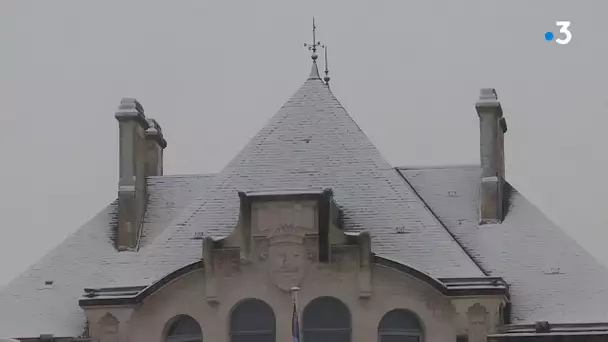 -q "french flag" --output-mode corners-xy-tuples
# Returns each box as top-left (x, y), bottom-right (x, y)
(292, 301), (300, 342)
